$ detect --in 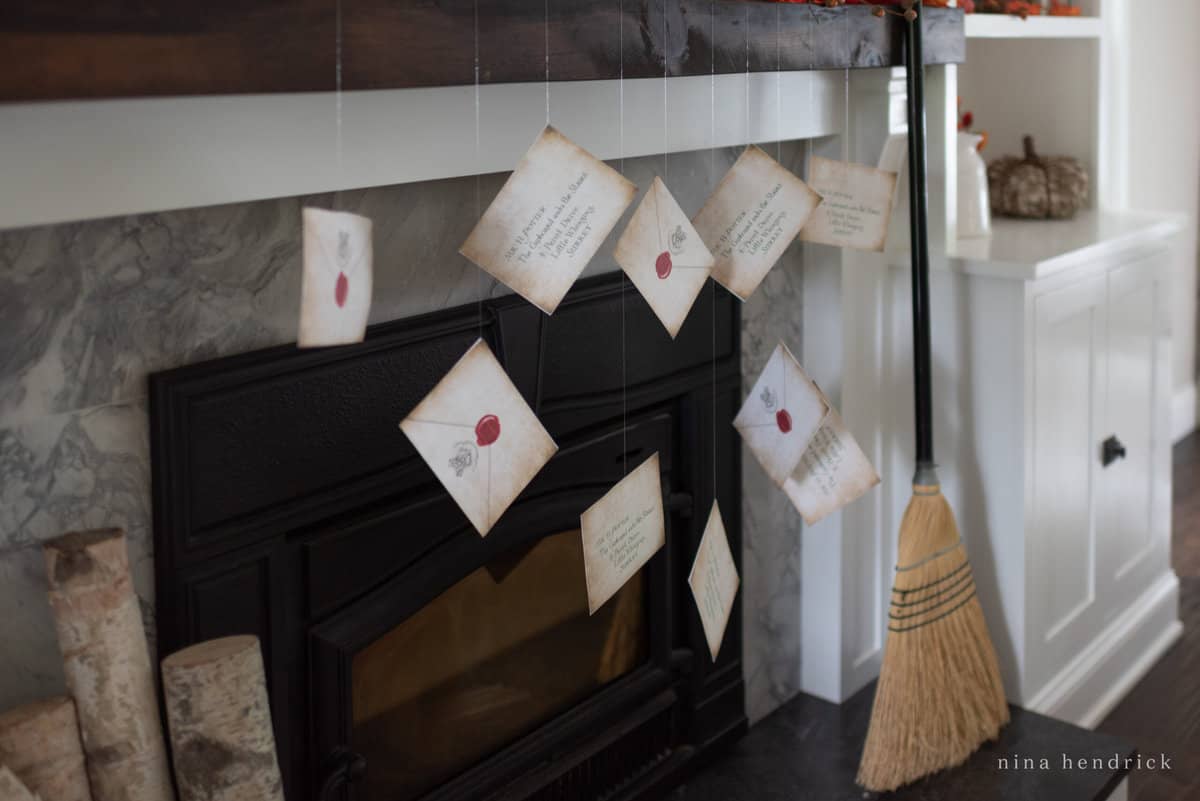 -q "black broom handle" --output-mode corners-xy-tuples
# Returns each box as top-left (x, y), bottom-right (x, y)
(904, 1), (936, 479)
